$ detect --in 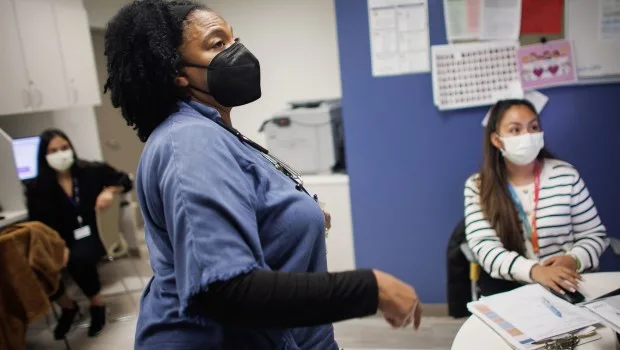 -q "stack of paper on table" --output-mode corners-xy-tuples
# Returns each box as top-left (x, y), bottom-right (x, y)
(578, 273), (620, 302)
(467, 284), (601, 349)
(584, 295), (620, 334)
